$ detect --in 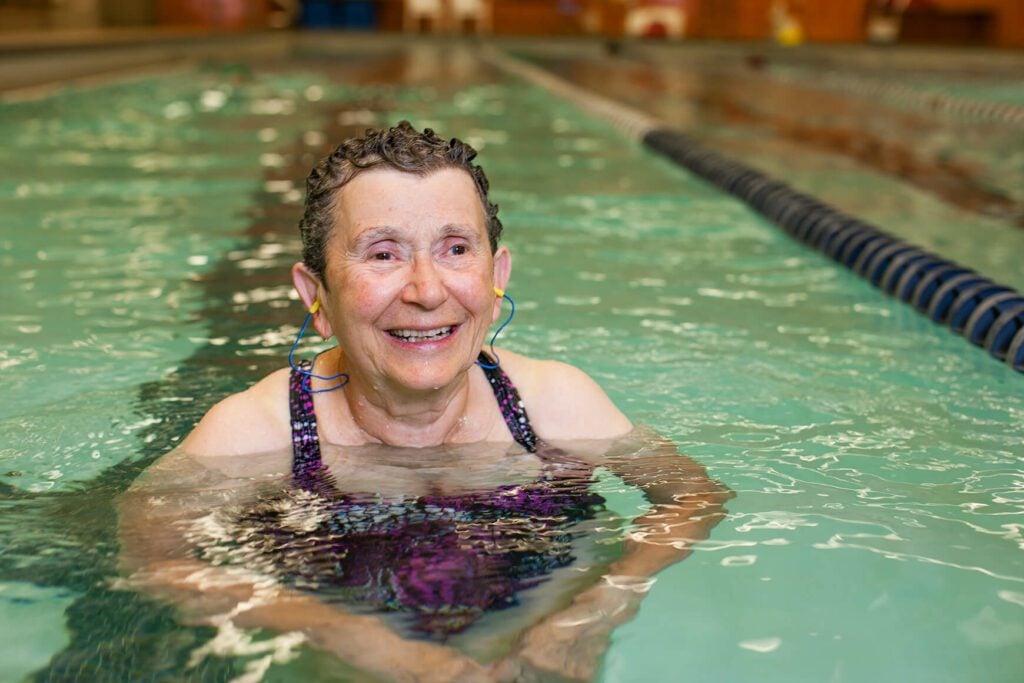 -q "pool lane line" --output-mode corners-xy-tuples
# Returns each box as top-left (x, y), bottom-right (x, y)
(760, 67), (1024, 129)
(482, 46), (659, 142)
(483, 48), (1024, 374)
(642, 129), (1024, 373)
(619, 41), (1024, 128)
(0, 58), (196, 103)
